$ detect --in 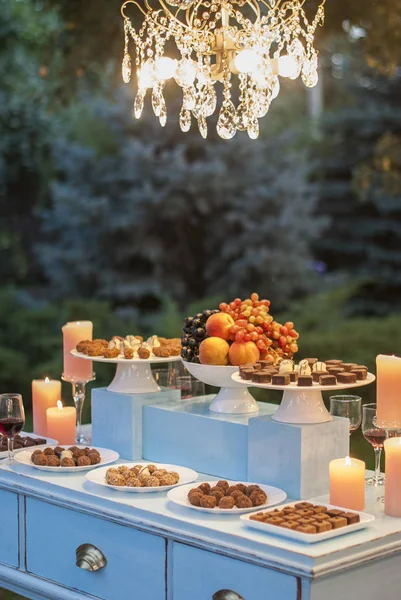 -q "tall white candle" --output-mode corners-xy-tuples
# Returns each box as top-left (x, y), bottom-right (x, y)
(376, 355), (401, 427)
